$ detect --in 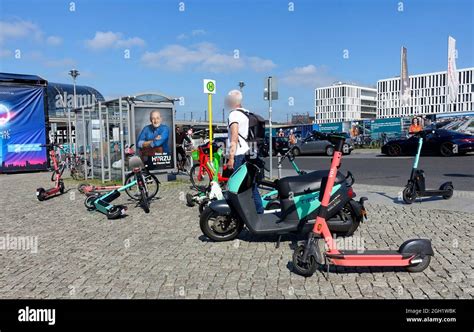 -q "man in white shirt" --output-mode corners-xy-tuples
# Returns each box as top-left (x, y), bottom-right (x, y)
(226, 89), (263, 214)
